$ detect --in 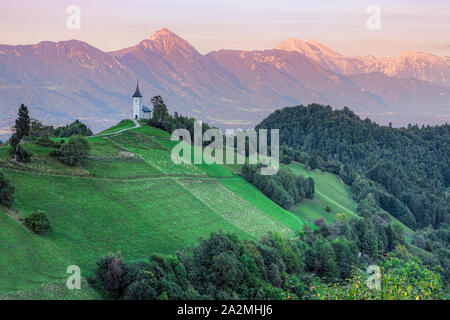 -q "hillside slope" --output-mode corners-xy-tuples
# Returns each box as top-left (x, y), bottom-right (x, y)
(0, 123), (309, 298)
